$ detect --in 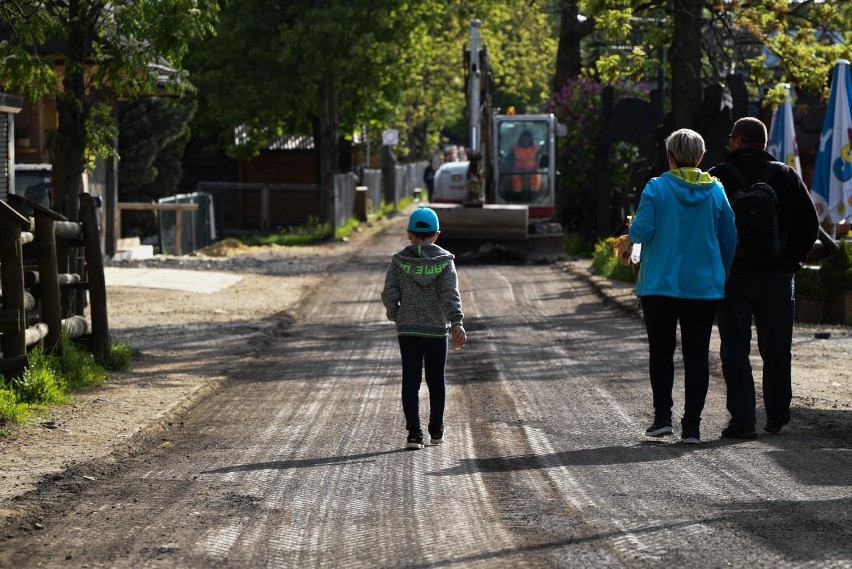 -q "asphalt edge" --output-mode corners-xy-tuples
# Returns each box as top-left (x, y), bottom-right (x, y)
(561, 258), (642, 319)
